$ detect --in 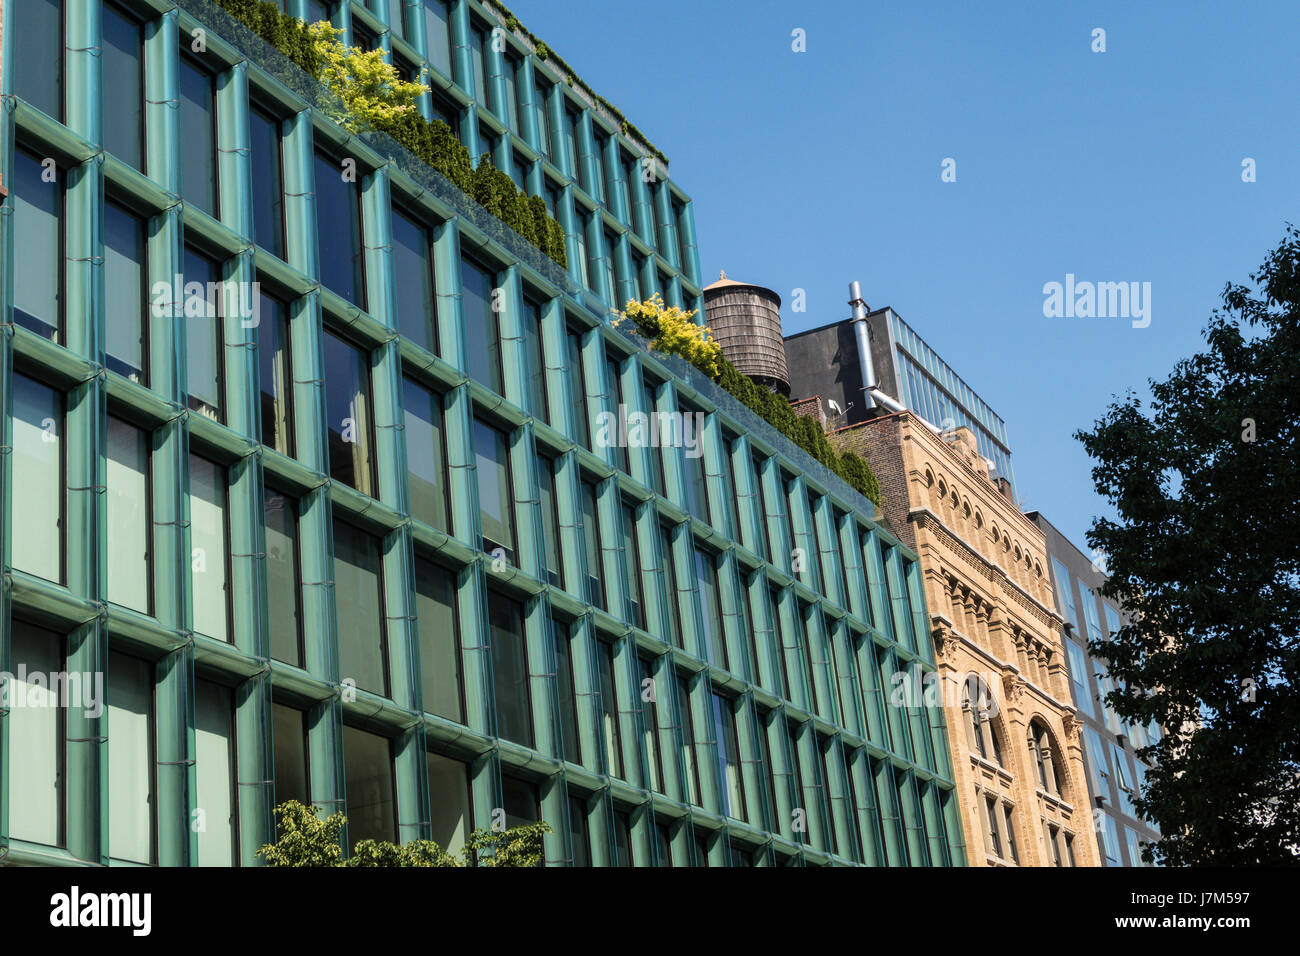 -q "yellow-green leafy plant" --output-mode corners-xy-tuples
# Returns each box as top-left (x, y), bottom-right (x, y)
(307, 21), (429, 133)
(619, 295), (882, 505)
(618, 294), (723, 380)
(257, 800), (551, 867)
